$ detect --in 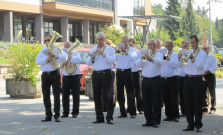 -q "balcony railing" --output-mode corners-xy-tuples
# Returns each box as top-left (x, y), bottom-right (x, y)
(43, 0), (114, 11)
